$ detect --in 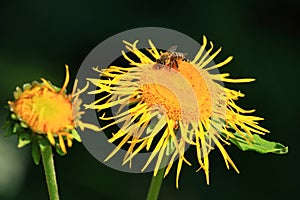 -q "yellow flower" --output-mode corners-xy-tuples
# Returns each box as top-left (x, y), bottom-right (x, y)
(8, 65), (99, 154)
(86, 36), (269, 188)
